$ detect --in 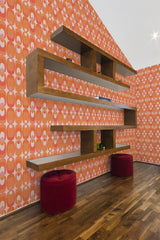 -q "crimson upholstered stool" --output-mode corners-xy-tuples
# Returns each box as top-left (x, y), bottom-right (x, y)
(111, 153), (133, 177)
(40, 169), (76, 214)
